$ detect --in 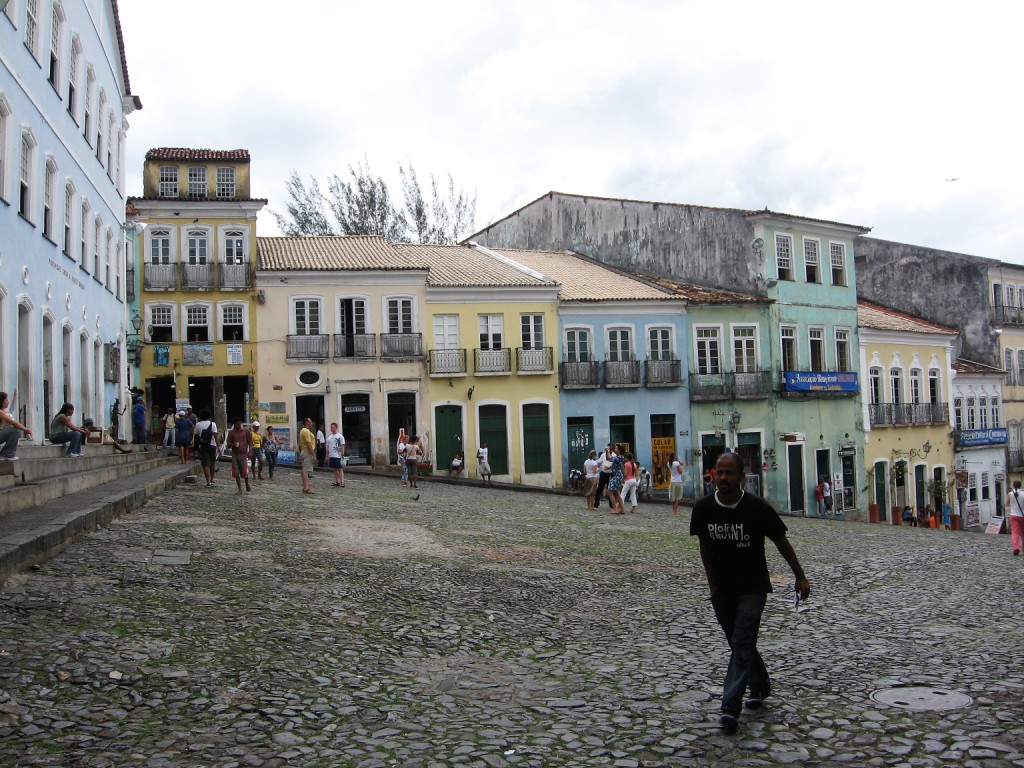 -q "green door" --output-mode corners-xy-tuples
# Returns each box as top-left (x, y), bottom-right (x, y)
(434, 405), (463, 469)
(523, 403), (552, 474)
(479, 404), (509, 475)
(566, 416), (594, 477)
